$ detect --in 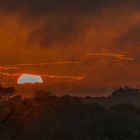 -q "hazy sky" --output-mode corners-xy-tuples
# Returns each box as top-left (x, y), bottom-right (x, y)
(0, 0), (140, 96)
